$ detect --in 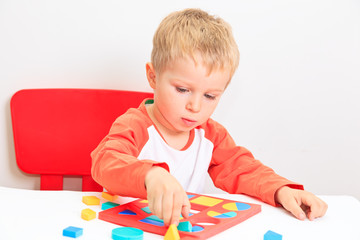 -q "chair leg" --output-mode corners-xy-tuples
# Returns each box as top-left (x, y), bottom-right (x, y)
(82, 175), (103, 192)
(41, 175), (63, 190)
